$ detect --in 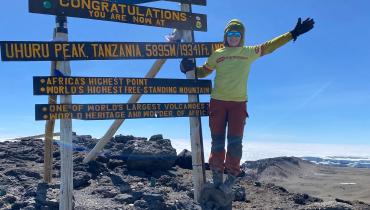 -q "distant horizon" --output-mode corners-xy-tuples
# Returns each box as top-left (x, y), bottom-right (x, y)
(2, 134), (370, 162)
